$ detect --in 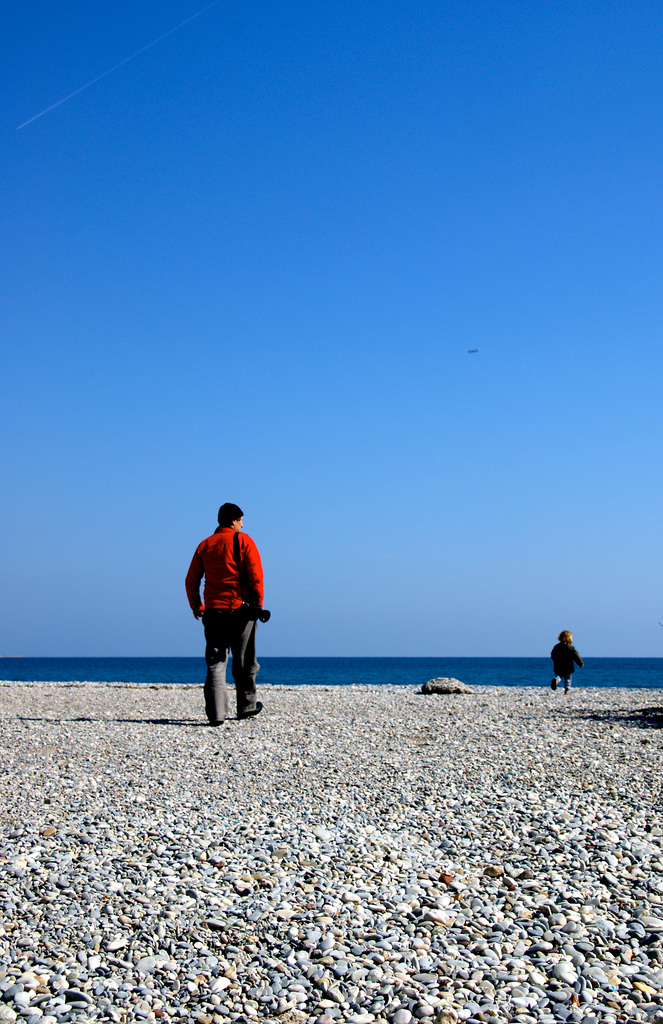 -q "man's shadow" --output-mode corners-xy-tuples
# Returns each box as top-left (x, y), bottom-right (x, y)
(17, 716), (210, 727)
